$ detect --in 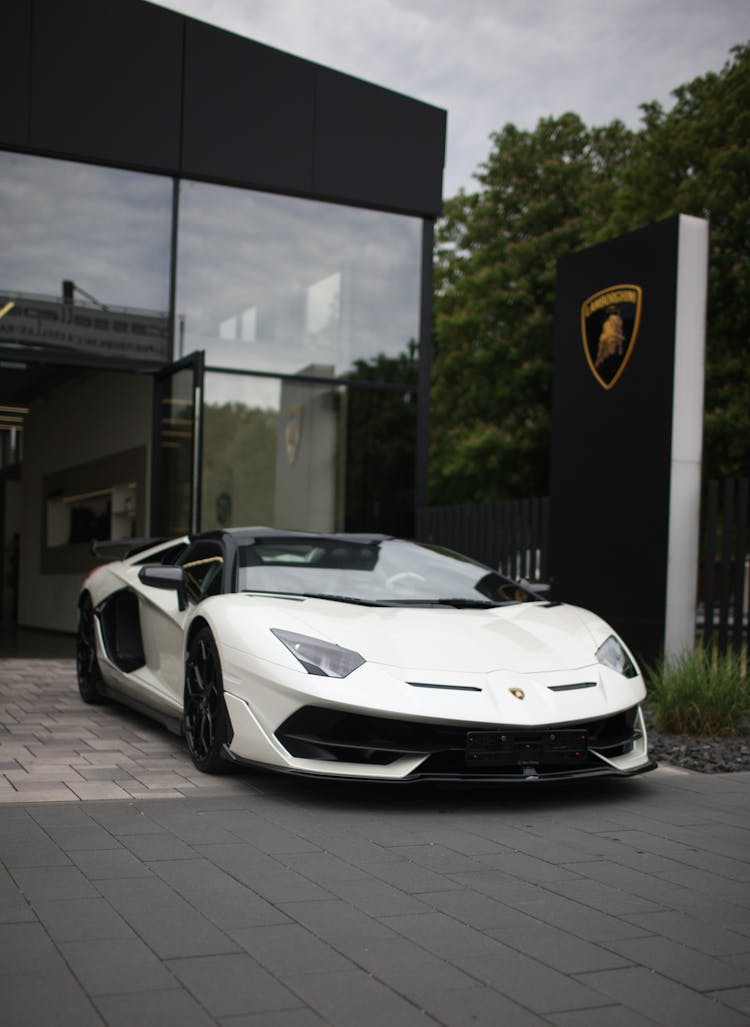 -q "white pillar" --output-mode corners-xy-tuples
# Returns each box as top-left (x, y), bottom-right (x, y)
(664, 215), (709, 656)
